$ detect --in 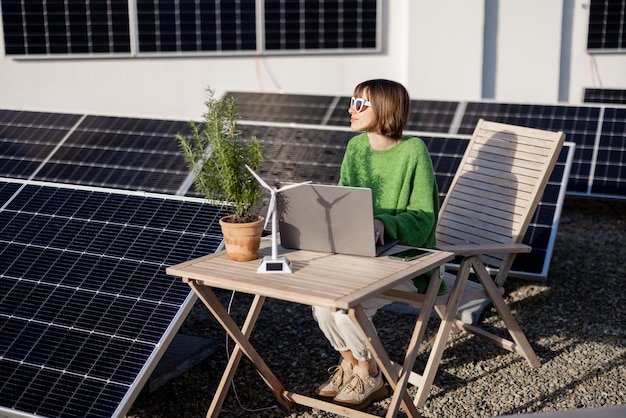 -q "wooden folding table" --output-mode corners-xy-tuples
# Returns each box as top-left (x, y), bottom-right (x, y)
(166, 240), (454, 418)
